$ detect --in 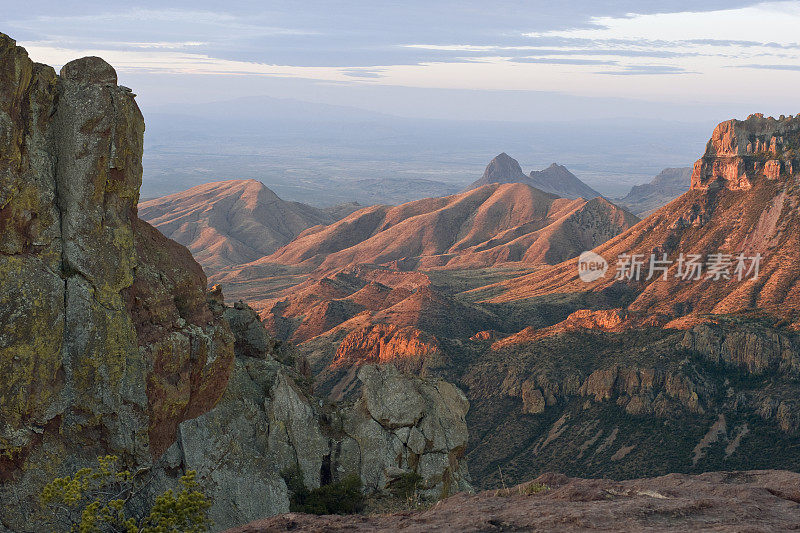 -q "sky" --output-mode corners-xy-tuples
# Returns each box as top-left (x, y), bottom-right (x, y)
(6, 1), (800, 122)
